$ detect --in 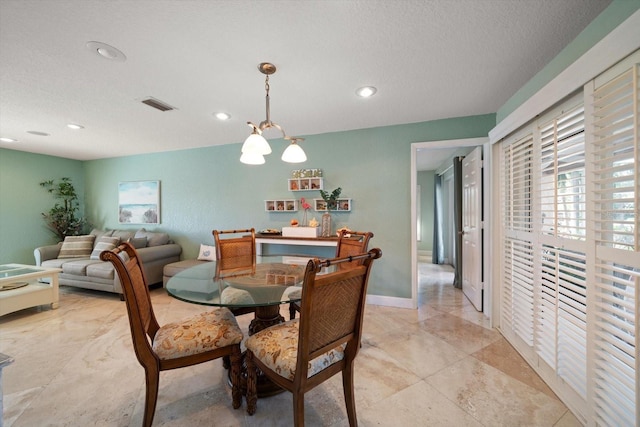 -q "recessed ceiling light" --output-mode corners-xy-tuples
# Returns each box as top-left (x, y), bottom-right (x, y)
(67, 123), (84, 130)
(86, 41), (126, 62)
(356, 86), (377, 98)
(0, 137), (17, 143)
(27, 131), (49, 136)
(215, 112), (231, 120)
